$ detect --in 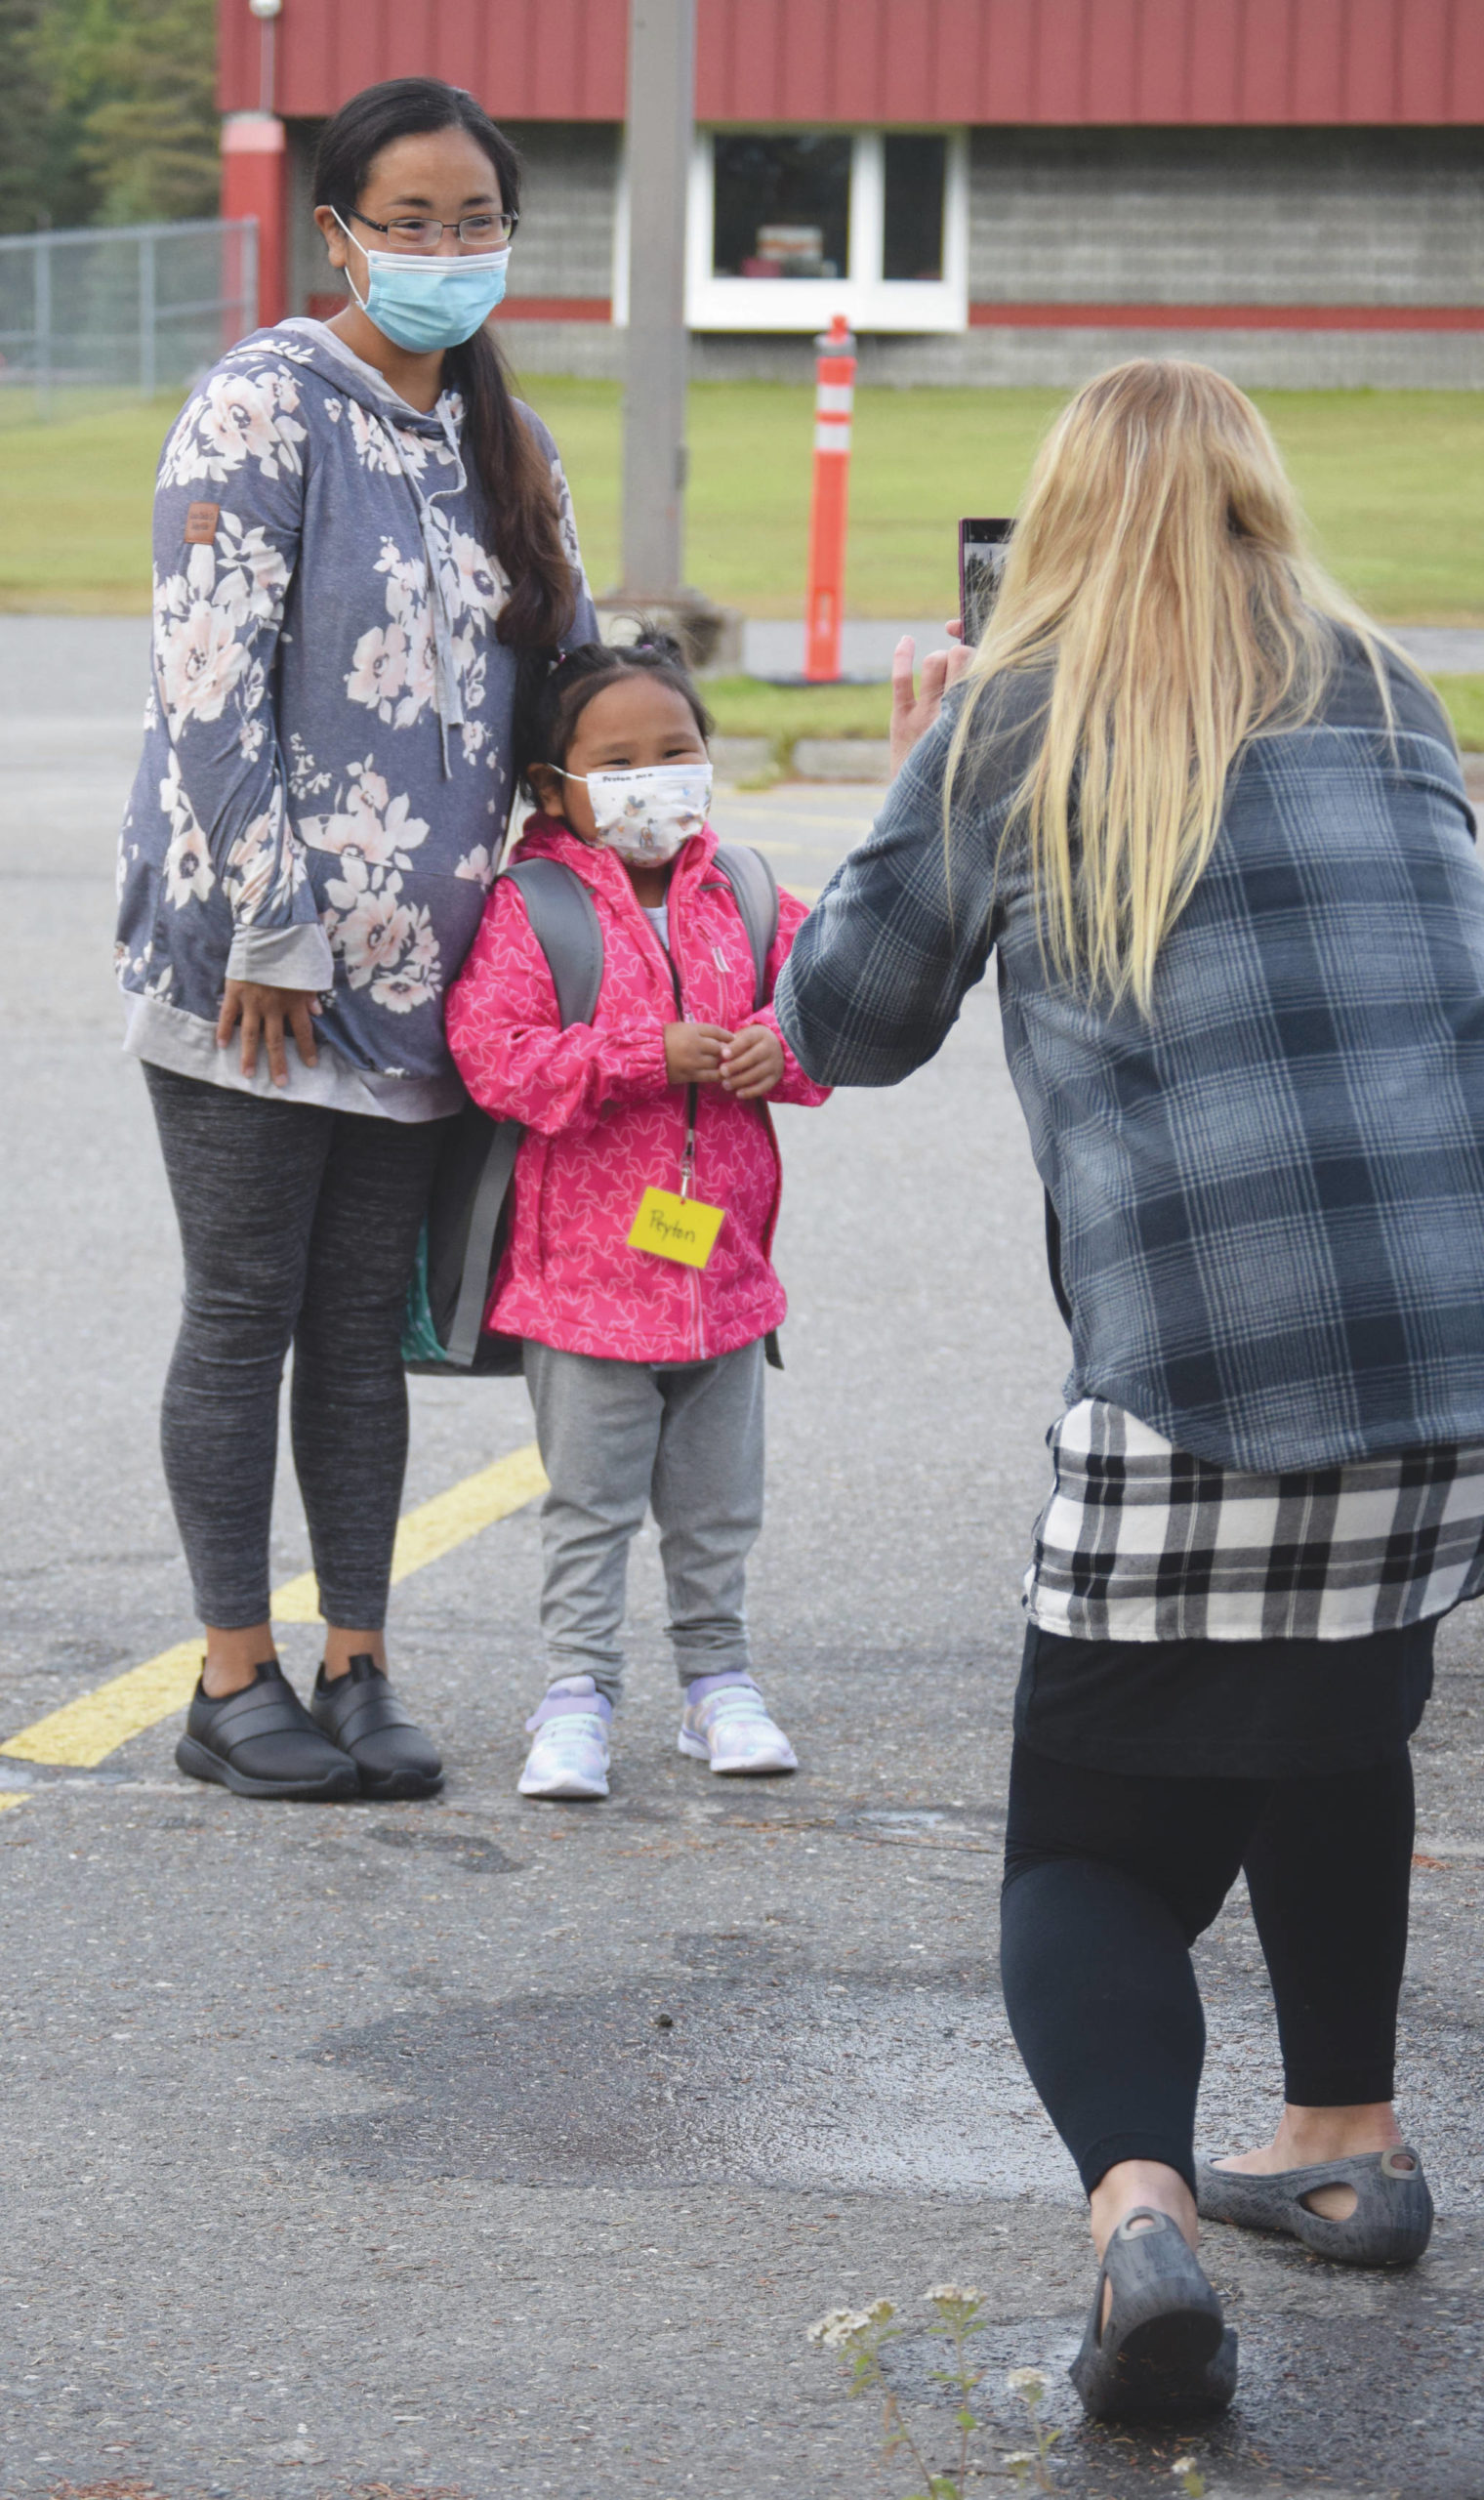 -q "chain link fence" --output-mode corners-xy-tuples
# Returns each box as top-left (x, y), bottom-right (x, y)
(0, 219), (258, 421)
